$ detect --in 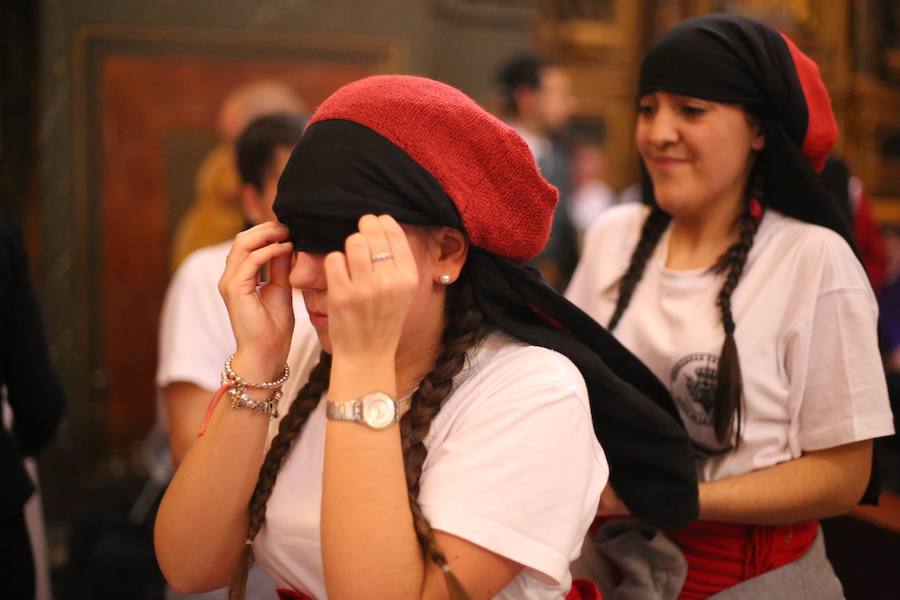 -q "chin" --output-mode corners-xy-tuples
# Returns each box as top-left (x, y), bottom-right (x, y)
(651, 185), (700, 218)
(313, 328), (333, 355)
